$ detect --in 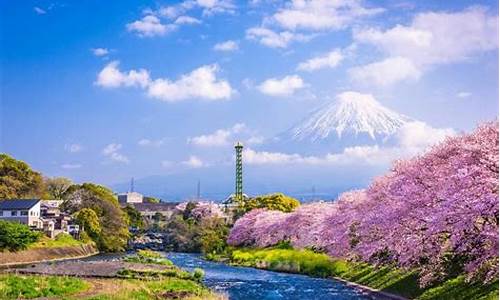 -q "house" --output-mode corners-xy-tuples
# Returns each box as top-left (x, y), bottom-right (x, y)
(40, 200), (75, 238)
(0, 199), (42, 228)
(118, 192), (143, 204)
(40, 200), (64, 218)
